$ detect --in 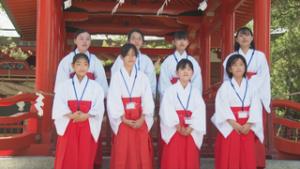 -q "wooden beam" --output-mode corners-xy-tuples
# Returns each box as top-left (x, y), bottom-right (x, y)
(67, 23), (185, 36)
(206, 0), (222, 13)
(72, 1), (197, 16)
(177, 16), (201, 25)
(63, 12), (89, 21)
(227, 0), (248, 14)
(205, 14), (221, 38)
